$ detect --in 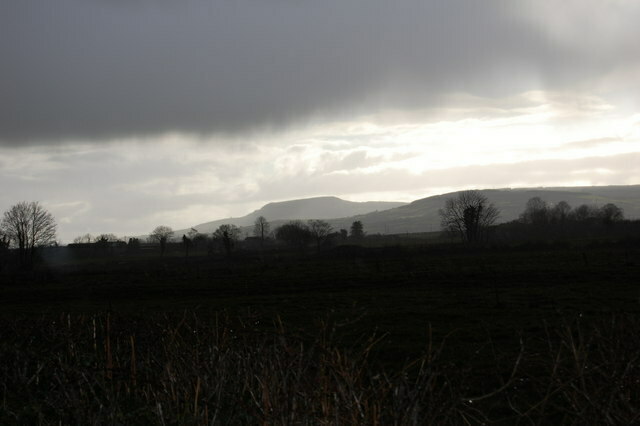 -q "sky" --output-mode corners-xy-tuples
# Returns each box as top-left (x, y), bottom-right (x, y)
(1, 0), (639, 243)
